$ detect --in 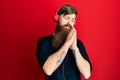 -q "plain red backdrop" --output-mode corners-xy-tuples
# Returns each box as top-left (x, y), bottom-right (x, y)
(1, 0), (120, 80)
